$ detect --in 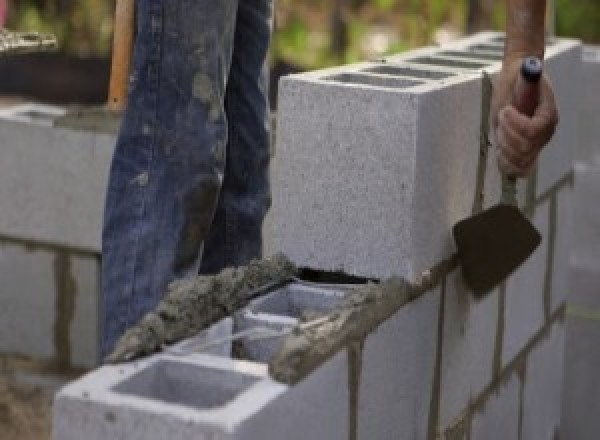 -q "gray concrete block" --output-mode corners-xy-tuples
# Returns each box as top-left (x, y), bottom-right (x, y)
(502, 200), (549, 366)
(579, 46), (600, 164)
(561, 314), (600, 440)
(267, 34), (580, 280)
(534, 42), (581, 198)
(234, 282), (352, 363)
(267, 62), (481, 280)
(439, 270), (499, 429)
(521, 320), (565, 440)
(167, 318), (234, 358)
(0, 241), (58, 359)
(0, 103), (115, 252)
(236, 350), (350, 440)
(54, 352), (349, 440)
(572, 163), (600, 270)
(357, 286), (441, 440)
(470, 374), (521, 440)
(550, 185), (573, 312)
(0, 239), (101, 368)
(567, 265), (600, 309)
